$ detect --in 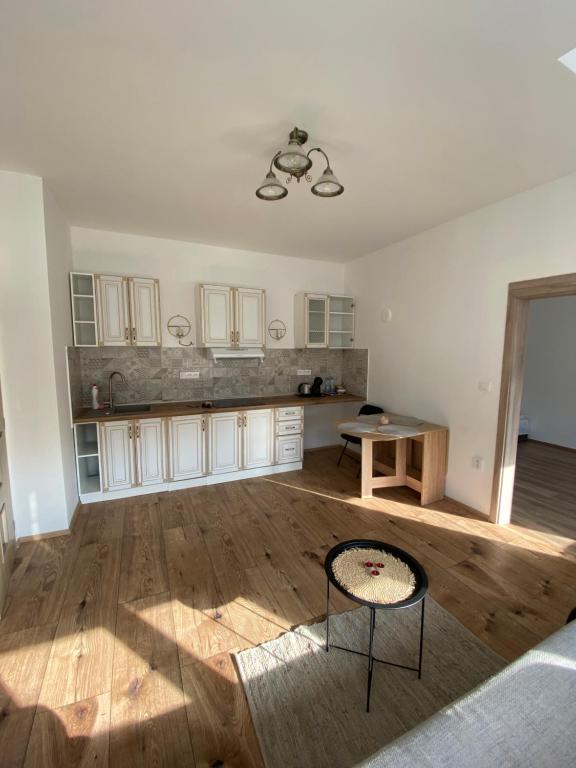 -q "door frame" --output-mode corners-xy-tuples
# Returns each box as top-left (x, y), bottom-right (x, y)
(490, 272), (576, 524)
